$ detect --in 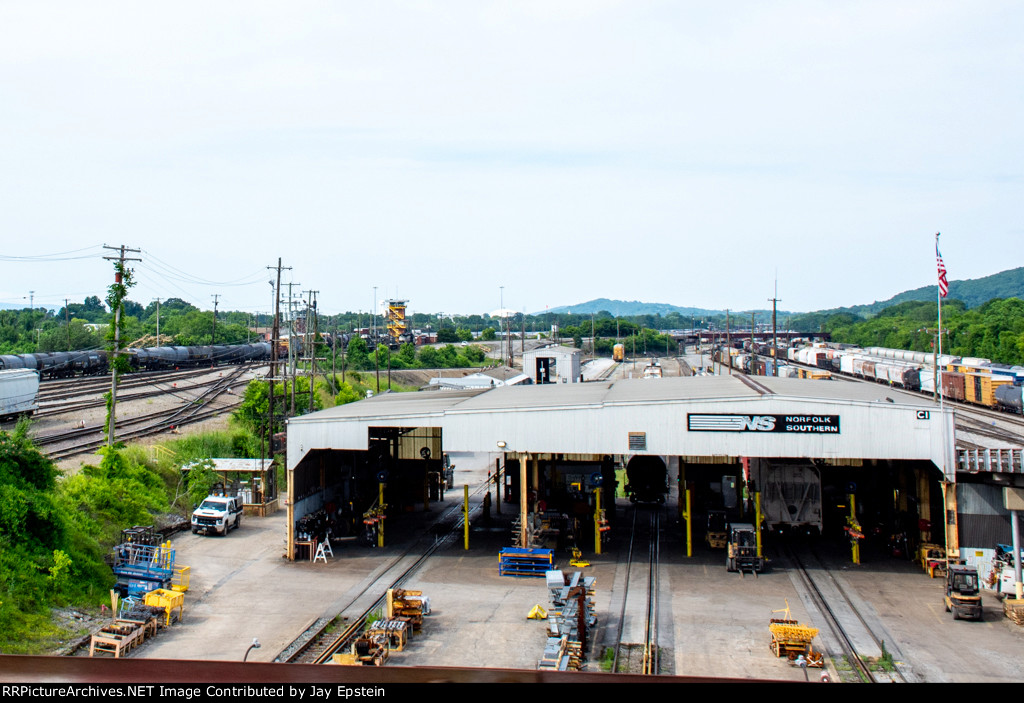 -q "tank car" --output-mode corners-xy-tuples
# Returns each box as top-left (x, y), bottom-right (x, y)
(995, 385), (1023, 414)
(624, 455), (669, 504)
(0, 355), (31, 371)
